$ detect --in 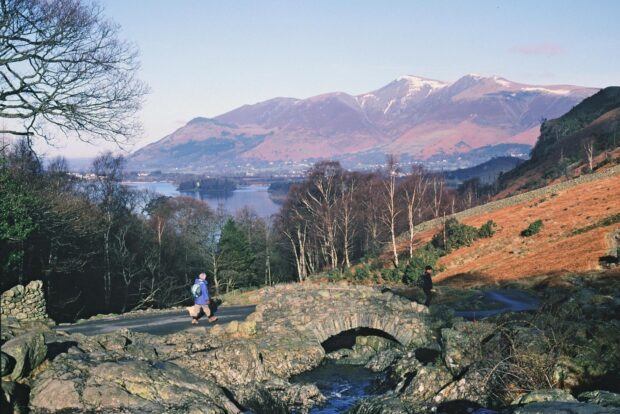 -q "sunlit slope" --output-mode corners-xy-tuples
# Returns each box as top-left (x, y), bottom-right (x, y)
(404, 167), (620, 283)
